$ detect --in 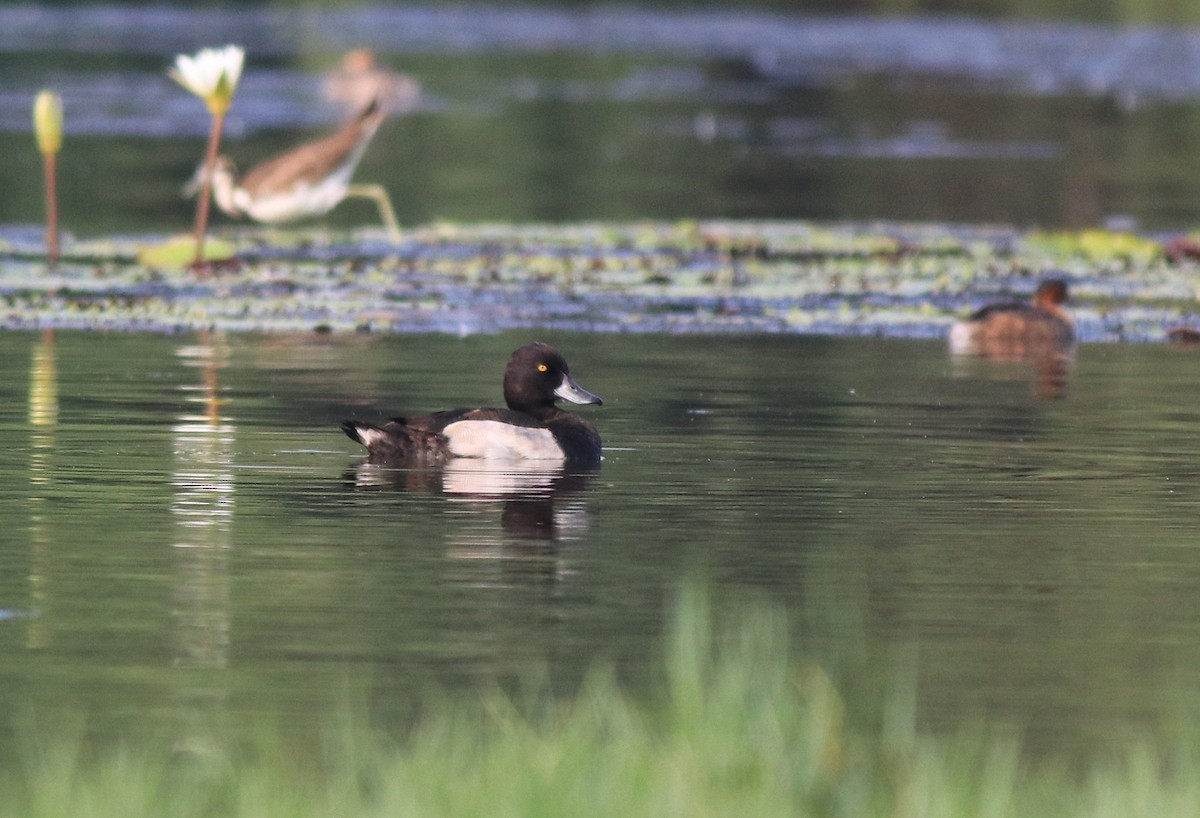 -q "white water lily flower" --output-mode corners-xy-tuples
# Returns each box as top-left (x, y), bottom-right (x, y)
(170, 45), (244, 115)
(171, 45), (244, 266)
